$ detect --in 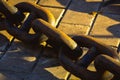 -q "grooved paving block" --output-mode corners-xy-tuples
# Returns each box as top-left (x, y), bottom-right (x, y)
(0, 33), (9, 52)
(0, 42), (42, 72)
(0, 71), (27, 80)
(69, 74), (80, 80)
(90, 14), (120, 47)
(86, 0), (102, 2)
(60, 0), (100, 27)
(7, 0), (38, 5)
(38, 0), (71, 8)
(101, 6), (120, 15)
(58, 23), (90, 35)
(26, 57), (68, 80)
(0, 30), (11, 53)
